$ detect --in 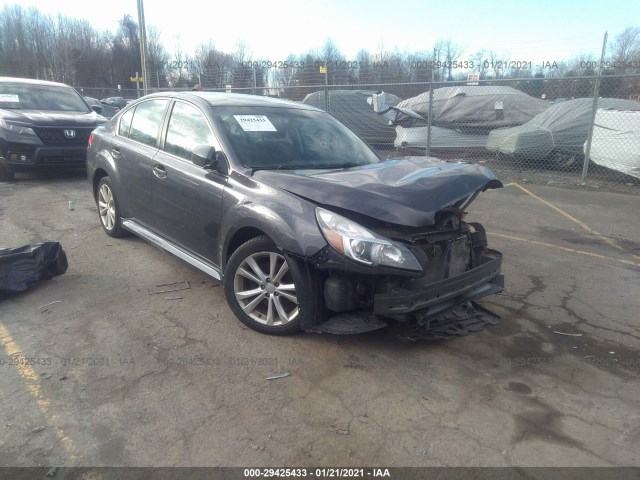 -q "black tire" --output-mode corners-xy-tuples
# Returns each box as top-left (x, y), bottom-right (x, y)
(224, 235), (325, 335)
(96, 176), (128, 238)
(550, 151), (580, 170)
(0, 162), (15, 182)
